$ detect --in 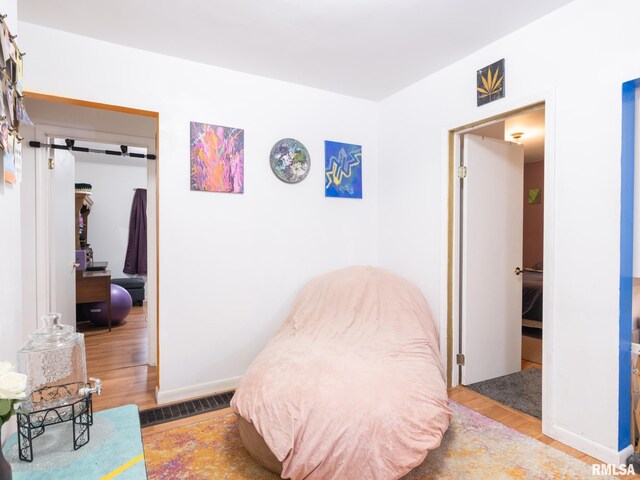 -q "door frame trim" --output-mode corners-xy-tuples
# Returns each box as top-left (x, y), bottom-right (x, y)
(24, 92), (158, 118)
(445, 92), (556, 439)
